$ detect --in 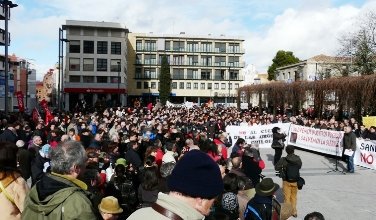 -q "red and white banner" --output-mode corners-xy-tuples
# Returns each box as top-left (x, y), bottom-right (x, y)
(226, 123), (291, 148)
(355, 139), (376, 170)
(287, 124), (344, 156)
(16, 91), (25, 112)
